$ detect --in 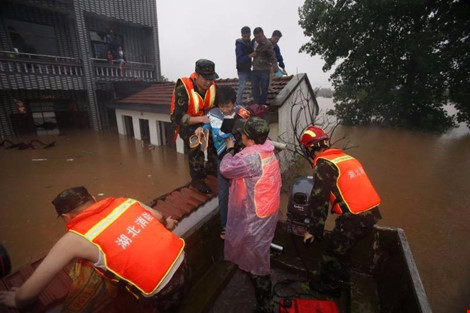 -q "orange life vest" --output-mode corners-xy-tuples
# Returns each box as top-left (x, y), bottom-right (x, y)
(313, 149), (381, 215)
(254, 151), (281, 218)
(170, 73), (217, 117)
(67, 197), (185, 296)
